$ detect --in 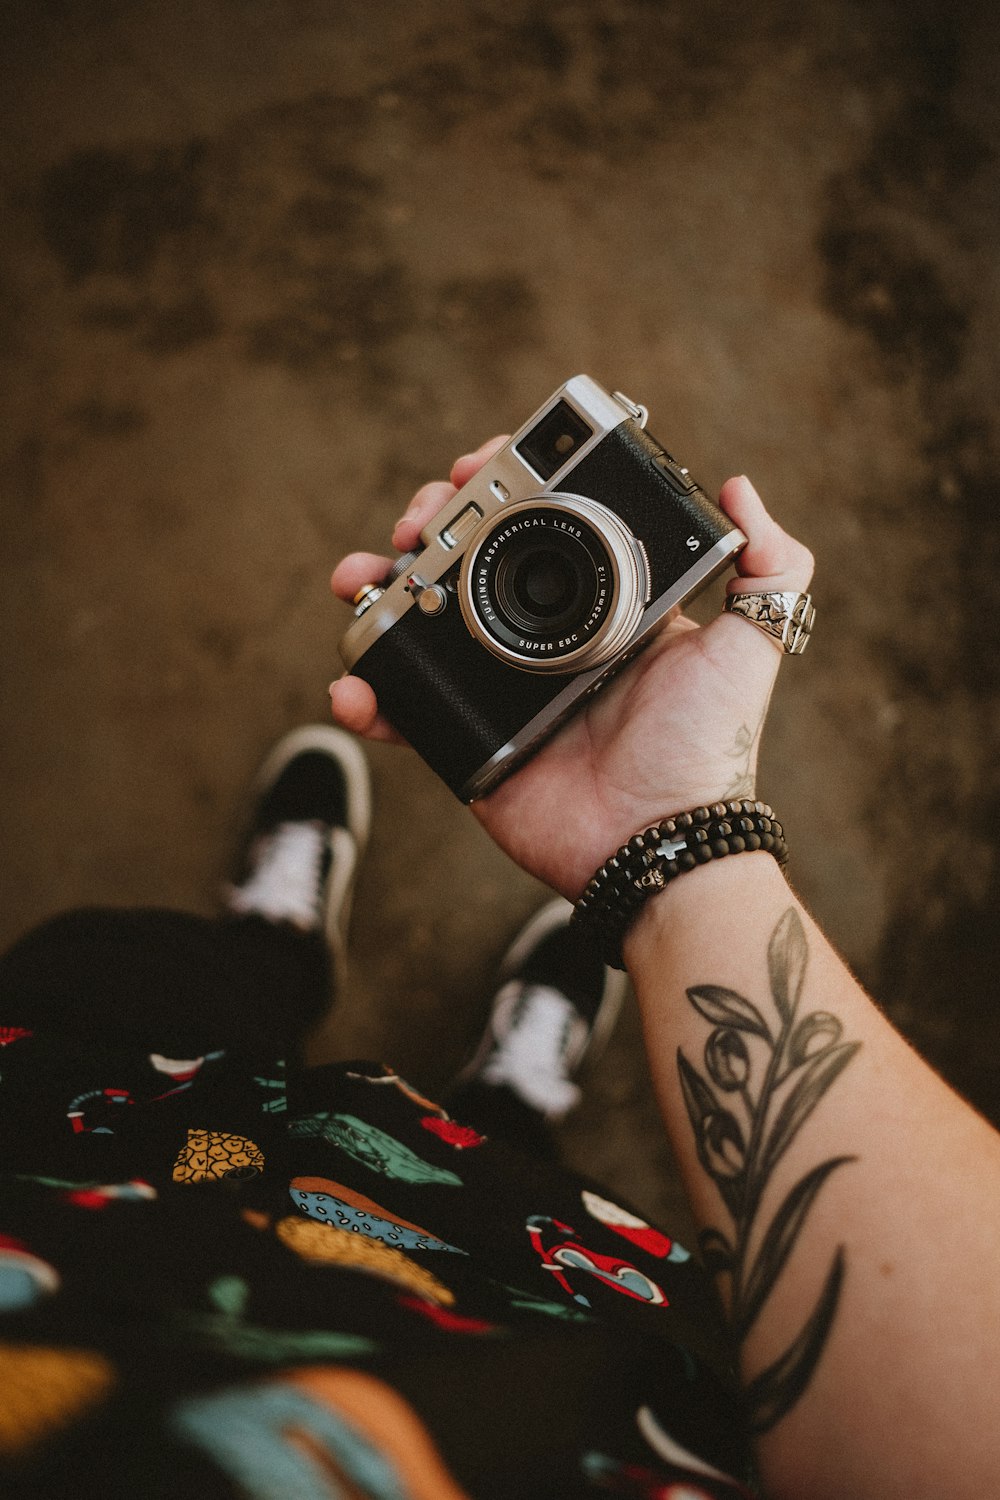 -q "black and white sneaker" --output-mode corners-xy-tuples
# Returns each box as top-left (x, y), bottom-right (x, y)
(454, 899), (628, 1121)
(225, 725), (371, 977)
